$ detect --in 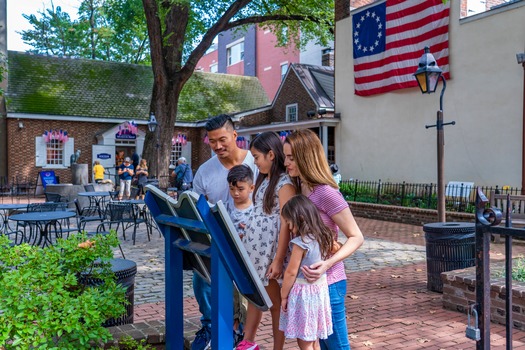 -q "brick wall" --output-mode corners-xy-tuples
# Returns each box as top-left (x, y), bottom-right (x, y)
(349, 201), (474, 226)
(442, 265), (525, 331)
